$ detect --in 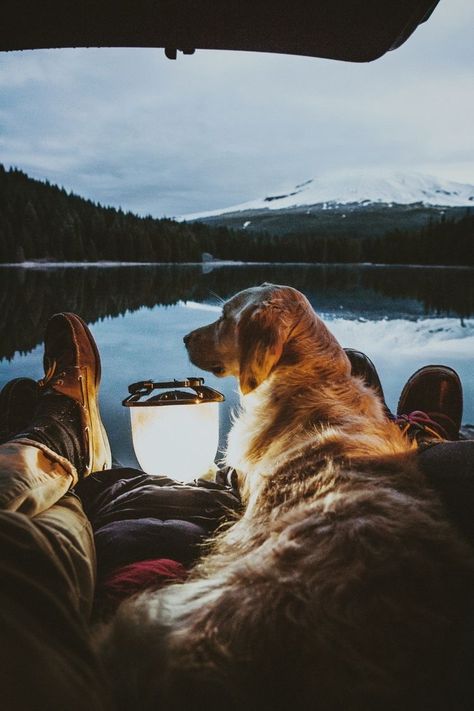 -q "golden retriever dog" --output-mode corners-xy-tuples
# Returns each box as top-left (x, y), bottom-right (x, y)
(100, 284), (474, 711)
